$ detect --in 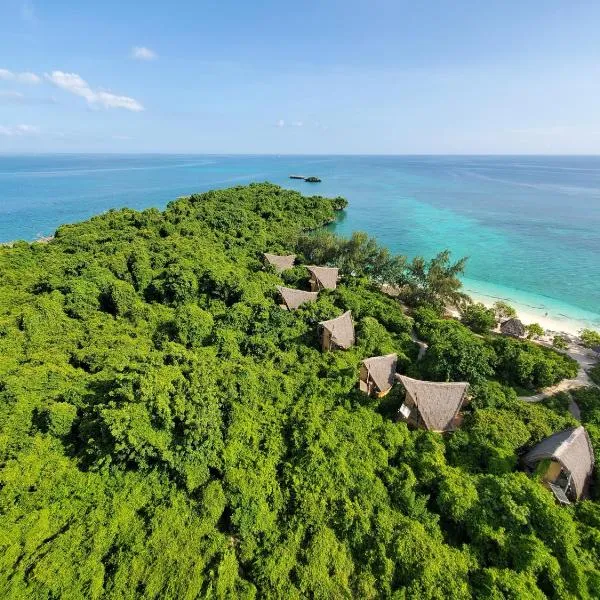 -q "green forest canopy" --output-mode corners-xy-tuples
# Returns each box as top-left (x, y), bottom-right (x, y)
(0, 183), (598, 599)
